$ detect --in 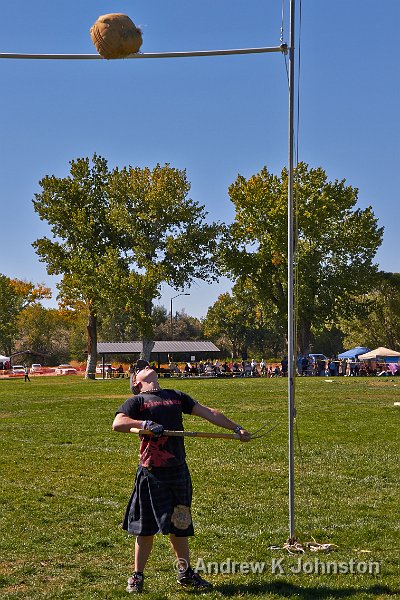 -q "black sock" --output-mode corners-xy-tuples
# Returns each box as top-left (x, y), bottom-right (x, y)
(180, 566), (192, 574)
